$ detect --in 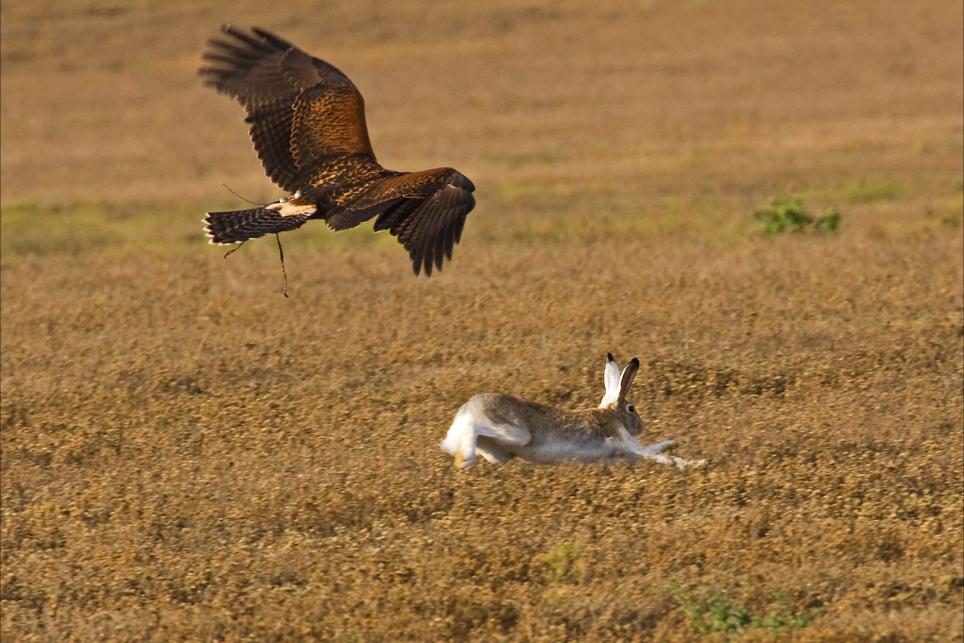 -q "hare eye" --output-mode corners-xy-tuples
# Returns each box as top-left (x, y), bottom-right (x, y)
(626, 404), (636, 415)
